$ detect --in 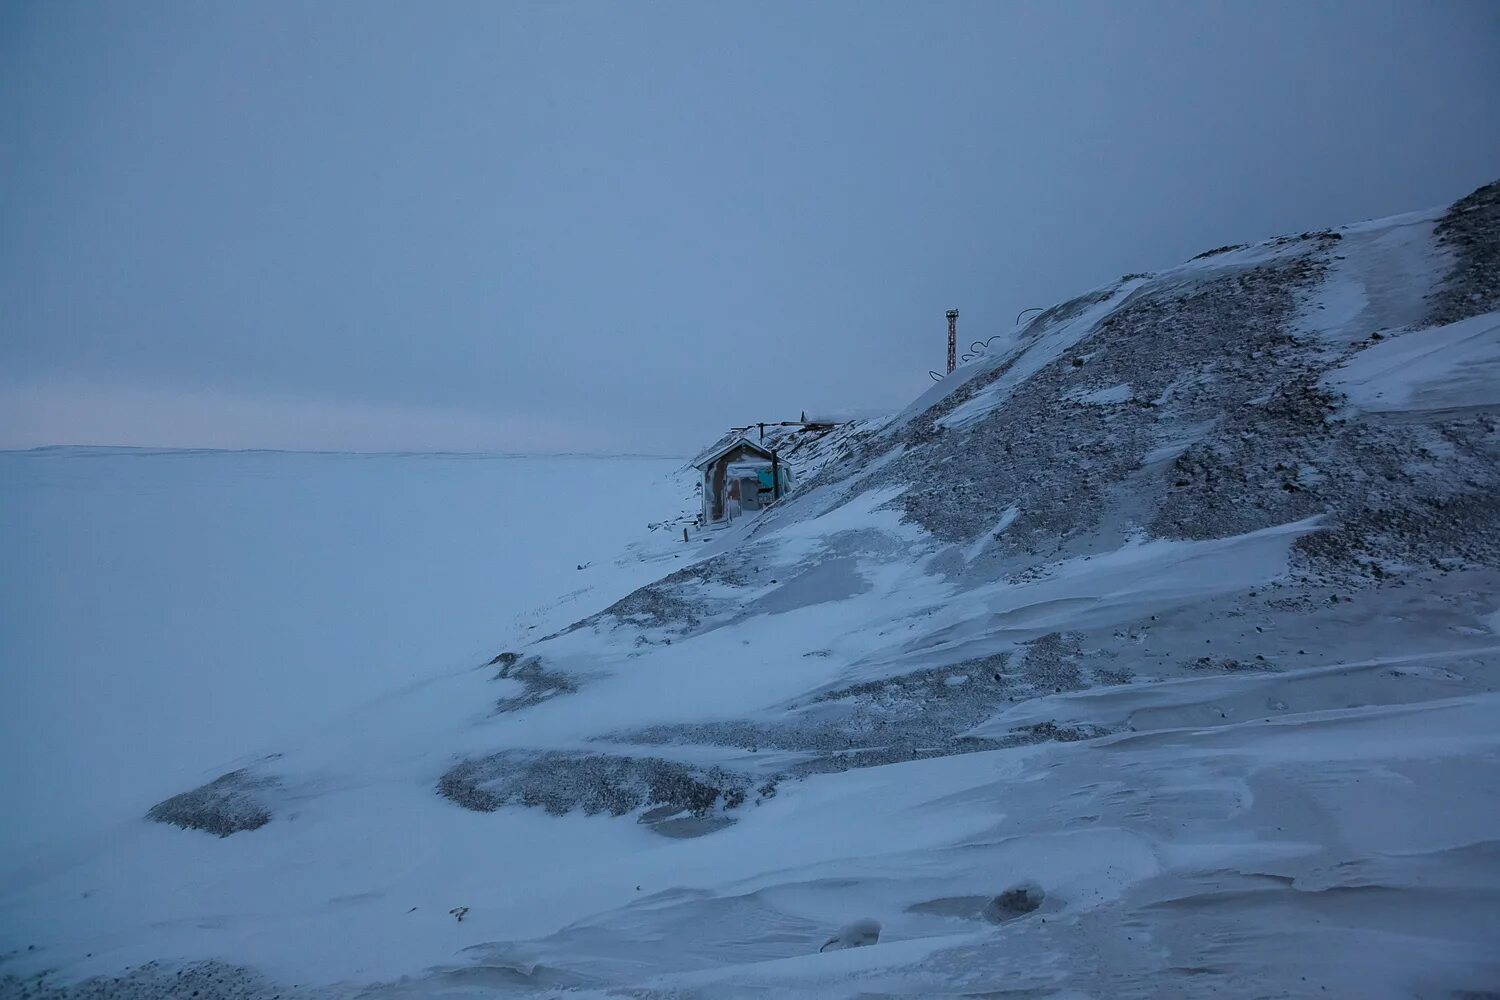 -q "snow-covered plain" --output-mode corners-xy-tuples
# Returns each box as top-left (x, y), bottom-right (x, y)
(0, 450), (688, 865)
(4, 183), (1500, 999)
